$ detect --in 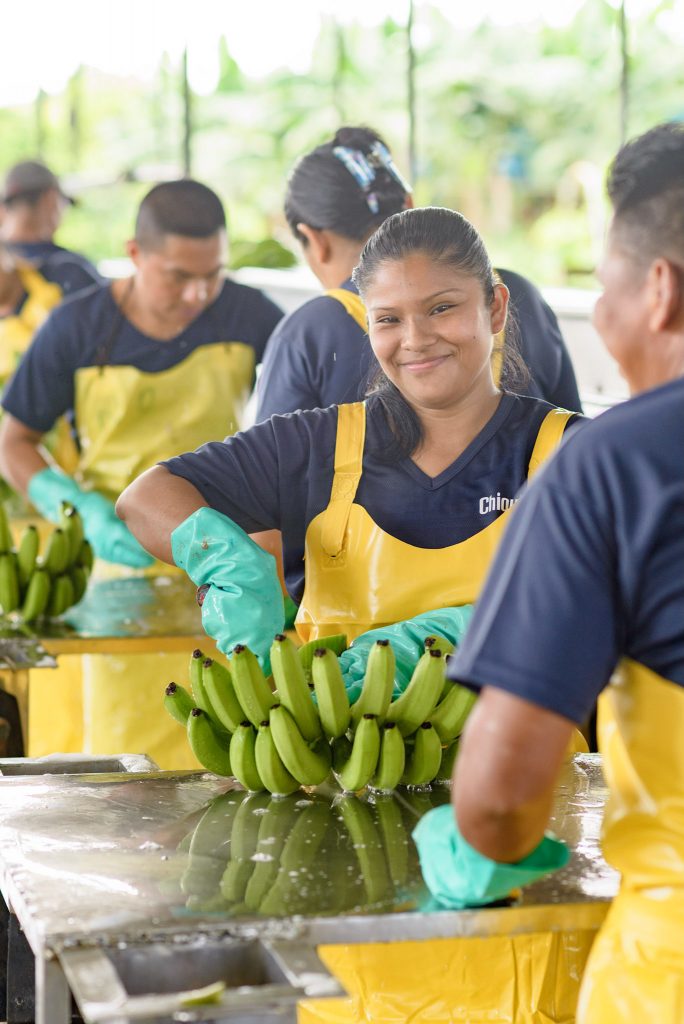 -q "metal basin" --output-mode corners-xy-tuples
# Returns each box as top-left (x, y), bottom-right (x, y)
(0, 753), (157, 776)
